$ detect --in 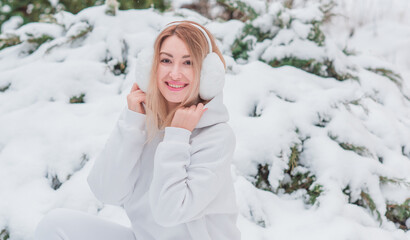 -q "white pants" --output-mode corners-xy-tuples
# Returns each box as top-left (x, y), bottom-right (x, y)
(34, 208), (137, 240)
